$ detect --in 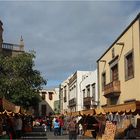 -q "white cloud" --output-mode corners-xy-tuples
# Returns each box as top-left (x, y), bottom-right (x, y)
(0, 1), (140, 87)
